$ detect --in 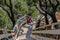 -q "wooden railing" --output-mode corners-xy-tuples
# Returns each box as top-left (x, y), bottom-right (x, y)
(32, 22), (60, 40)
(11, 15), (27, 40)
(0, 15), (27, 40)
(33, 22), (60, 30)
